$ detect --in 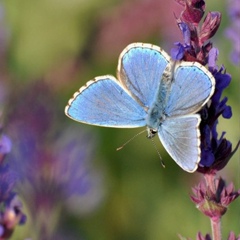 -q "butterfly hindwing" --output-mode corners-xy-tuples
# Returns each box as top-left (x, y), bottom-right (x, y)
(165, 61), (215, 117)
(158, 115), (201, 172)
(65, 76), (146, 128)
